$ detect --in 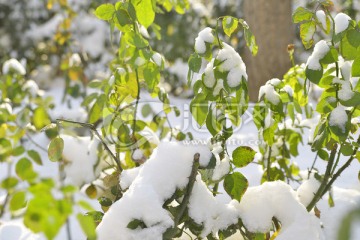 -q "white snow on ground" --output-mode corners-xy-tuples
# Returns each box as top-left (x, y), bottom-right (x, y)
(334, 13), (351, 34)
(96, 142), (212, 240)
